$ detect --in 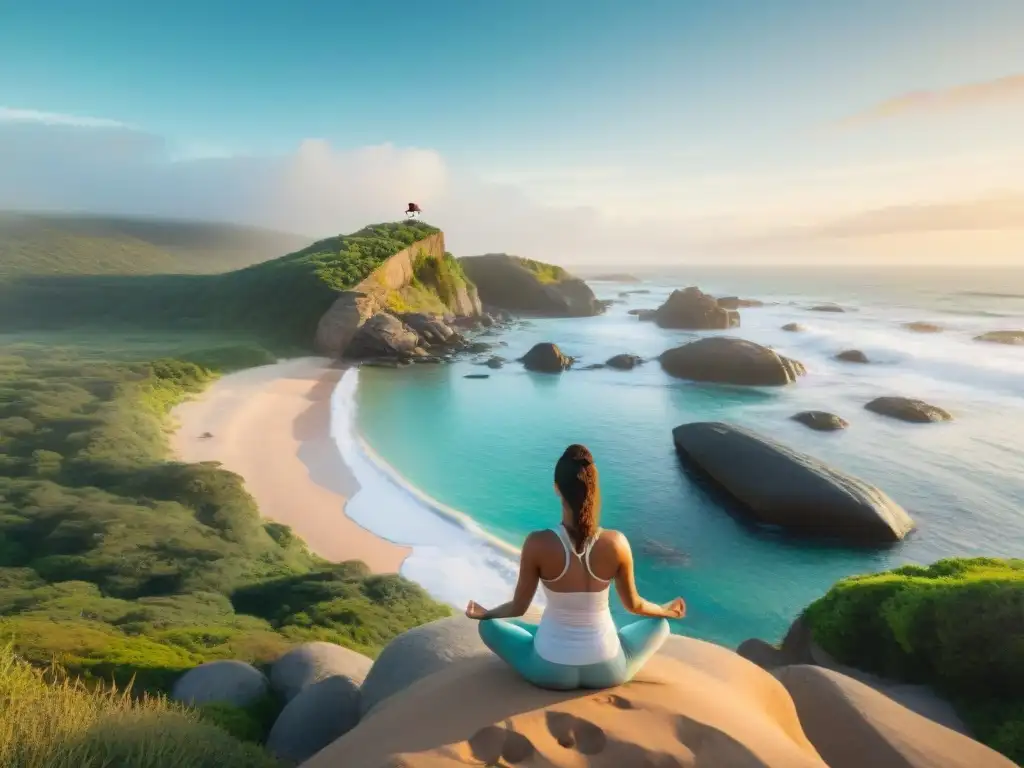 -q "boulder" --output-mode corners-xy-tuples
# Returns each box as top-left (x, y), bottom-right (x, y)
(718, 296), (765, 309)
(464, 373), (489, 379)
(267, 676), (364, 764)
(459, 254), (602, 317)
(605, 353), (643, 370)
(904, 321), (943, 333)
(660, 337), (806, 386)
(484, 356), (505, 369)
(345, 312), (420, 359)
(171, 660), (269, 708)
(974, 330), (1024, 345)
(782, 322), (807, 332)
(358, 616), (490, 716)
(653, 286), (739, 330)
(835, 349), (869, 364)
(809, 304), (845, 313)
(631, 308), (657, 321)
(581, 363), (606, 370)
(672, 421), (914, 543)
(792, 411), (849, 431)
(865, 396), (953, 423)
(399, 313), (456, 347)
(774, 665), (1016, 768)
(521, 342), (573, 373)
(270, 641), (372, 703)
